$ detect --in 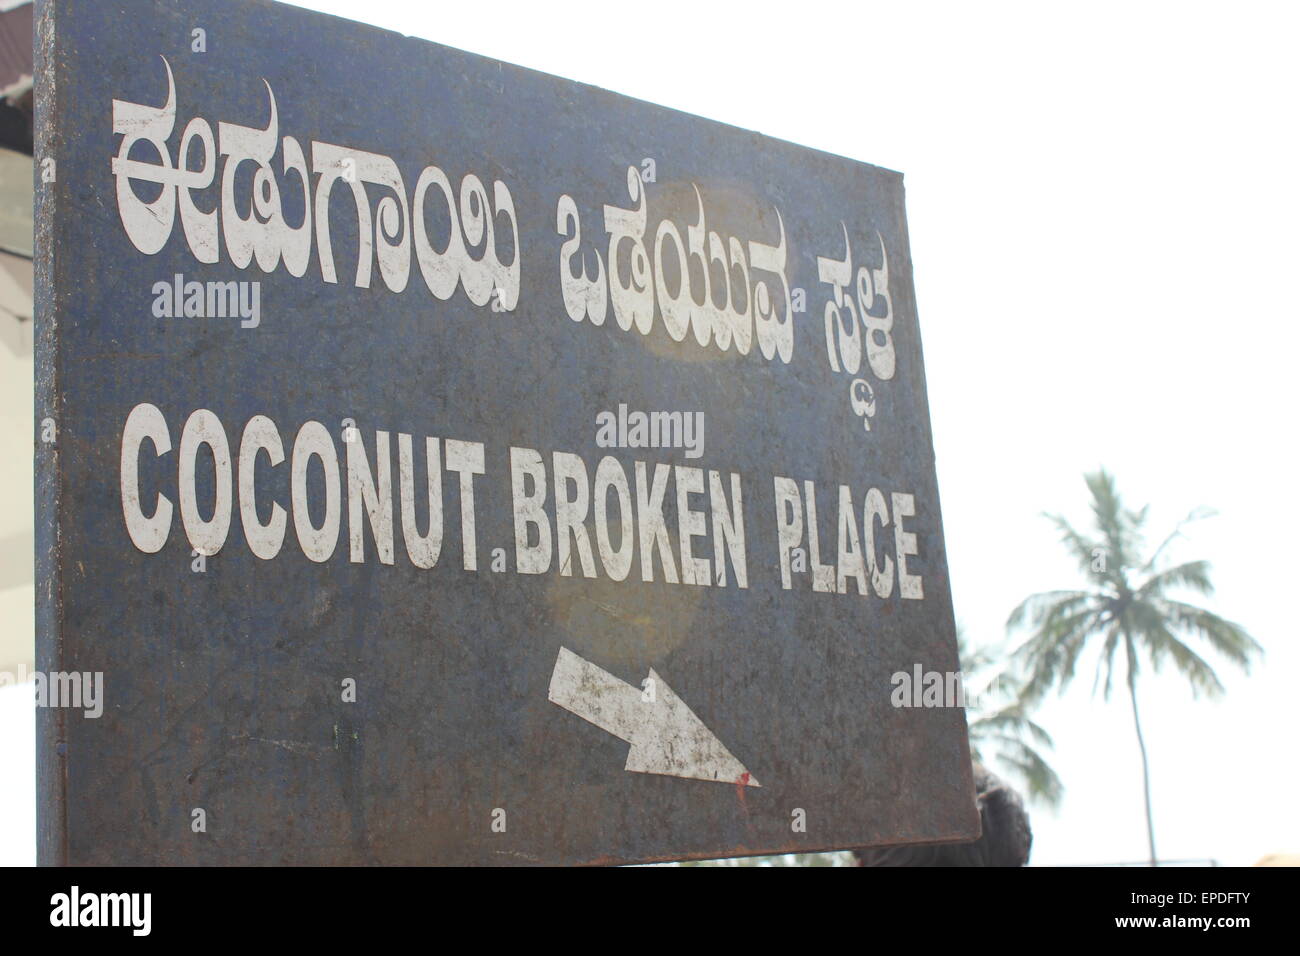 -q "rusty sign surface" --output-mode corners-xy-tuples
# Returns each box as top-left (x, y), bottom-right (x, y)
(35, 0), (978, 864)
